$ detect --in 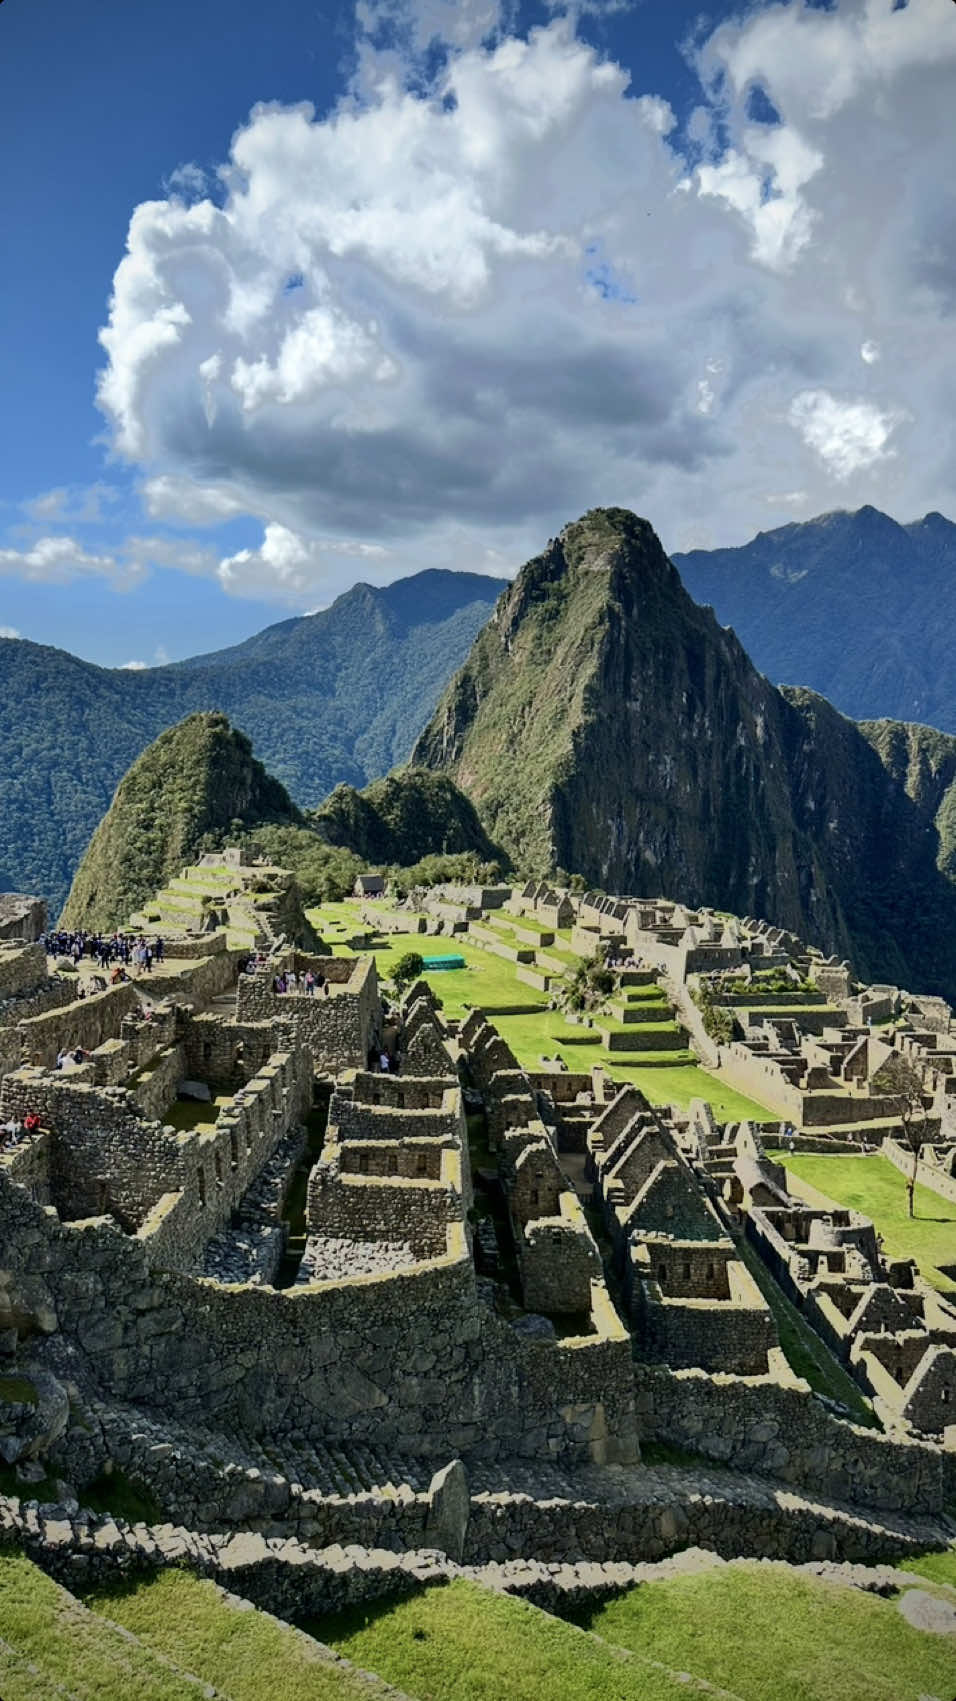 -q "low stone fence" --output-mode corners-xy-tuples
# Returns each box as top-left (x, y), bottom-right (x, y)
(884, 1136), (956, 1206)
(634, 1364), (946, 1516)
(146, 948), (245, 1007)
